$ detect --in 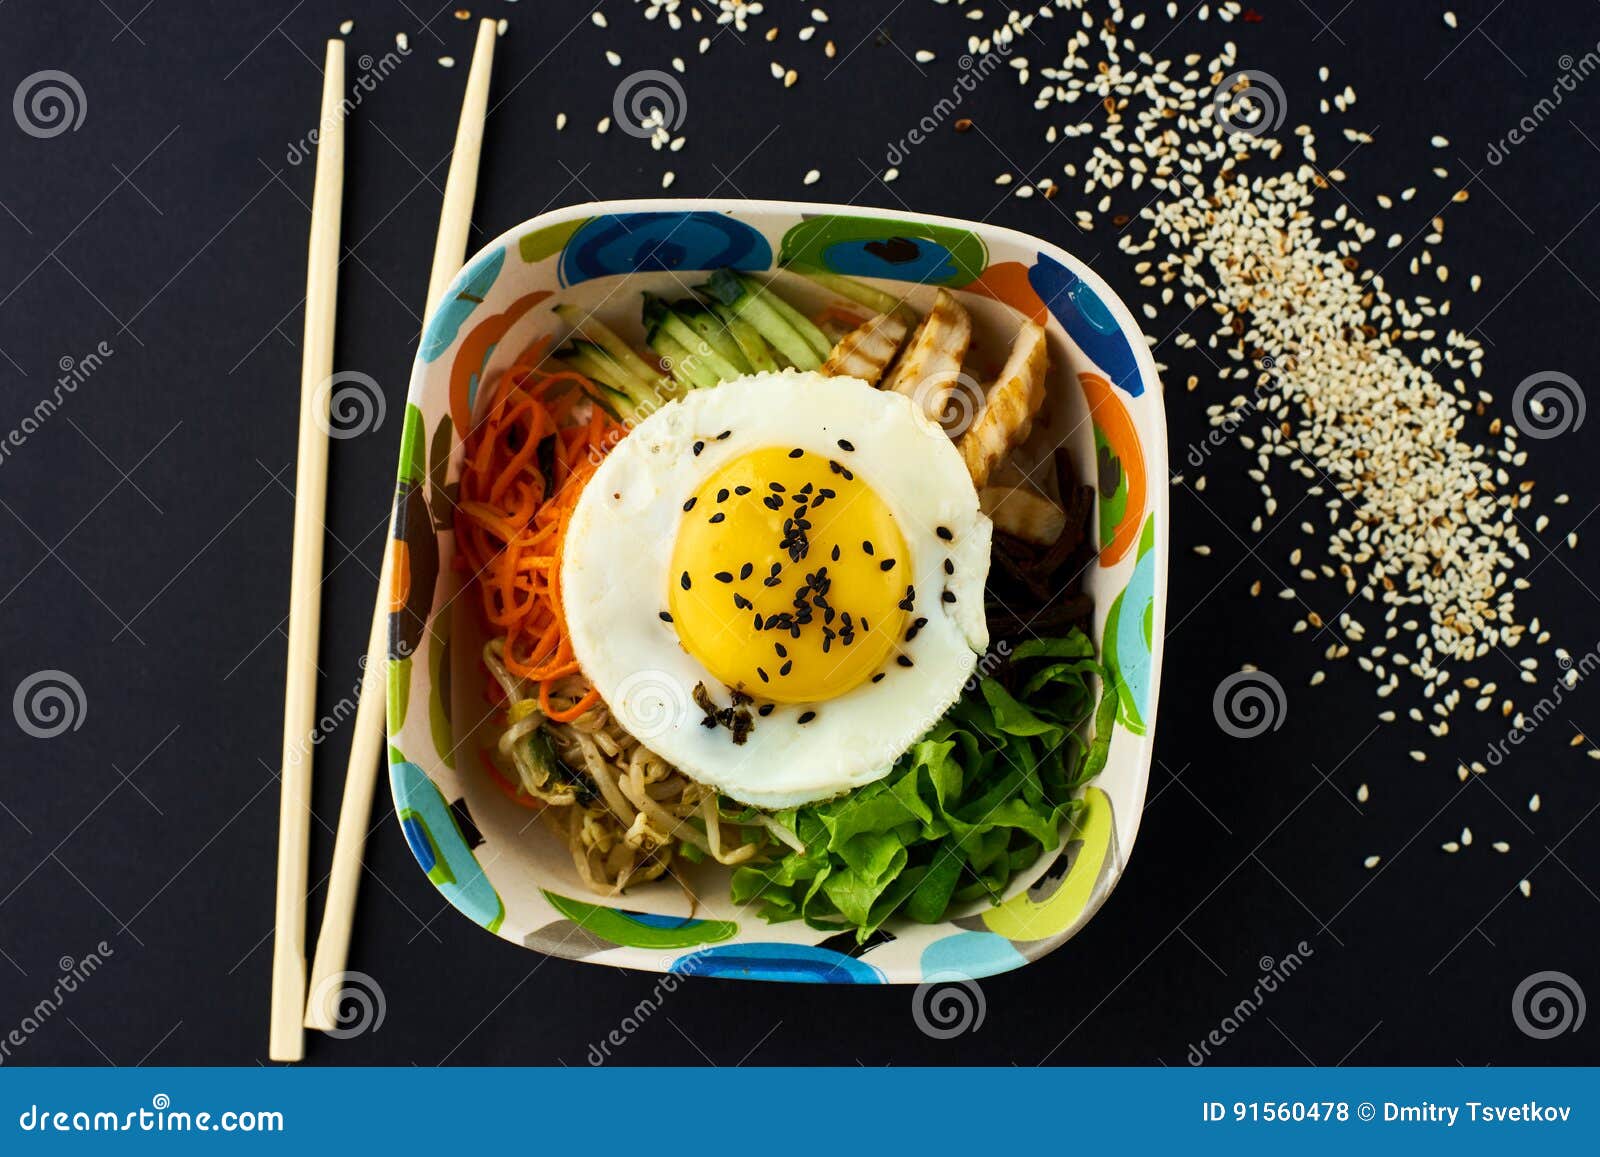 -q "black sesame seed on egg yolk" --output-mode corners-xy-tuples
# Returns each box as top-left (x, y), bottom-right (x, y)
(666, 446), (911, 704)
